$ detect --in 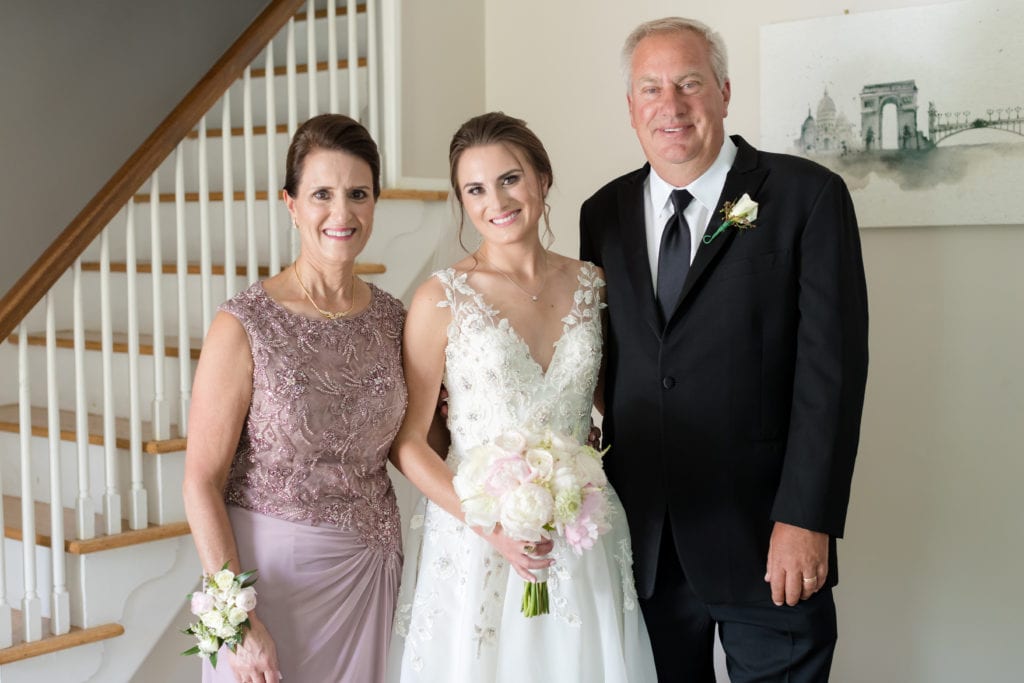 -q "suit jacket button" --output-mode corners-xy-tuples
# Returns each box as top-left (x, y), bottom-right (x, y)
(662, 376), (675, 389)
